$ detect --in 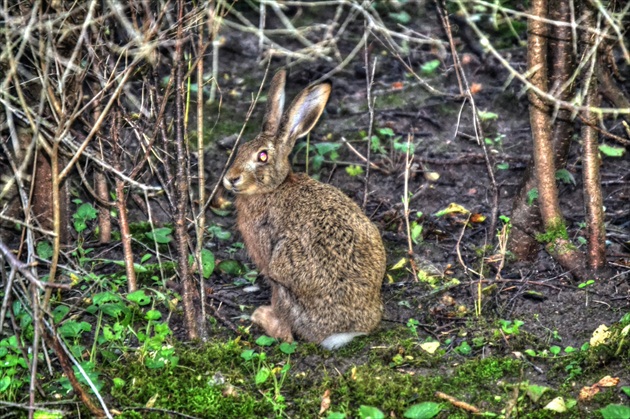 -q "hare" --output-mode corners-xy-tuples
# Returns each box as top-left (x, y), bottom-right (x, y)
(223, 70), (386, 349)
